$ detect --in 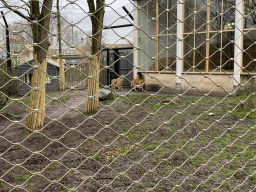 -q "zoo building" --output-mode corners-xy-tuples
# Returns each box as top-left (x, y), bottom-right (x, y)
(132, 0), (255, 95)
